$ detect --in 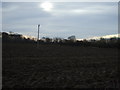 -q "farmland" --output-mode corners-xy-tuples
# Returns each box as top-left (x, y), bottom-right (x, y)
(2, 43), (119, 88)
